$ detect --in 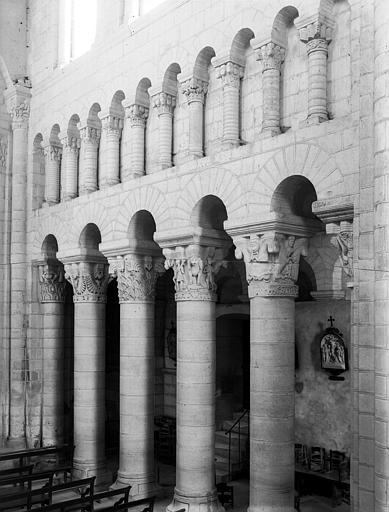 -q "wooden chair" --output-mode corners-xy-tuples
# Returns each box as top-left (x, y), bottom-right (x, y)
(294, 444), (308, 467)
(309, 446), (325, 472)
